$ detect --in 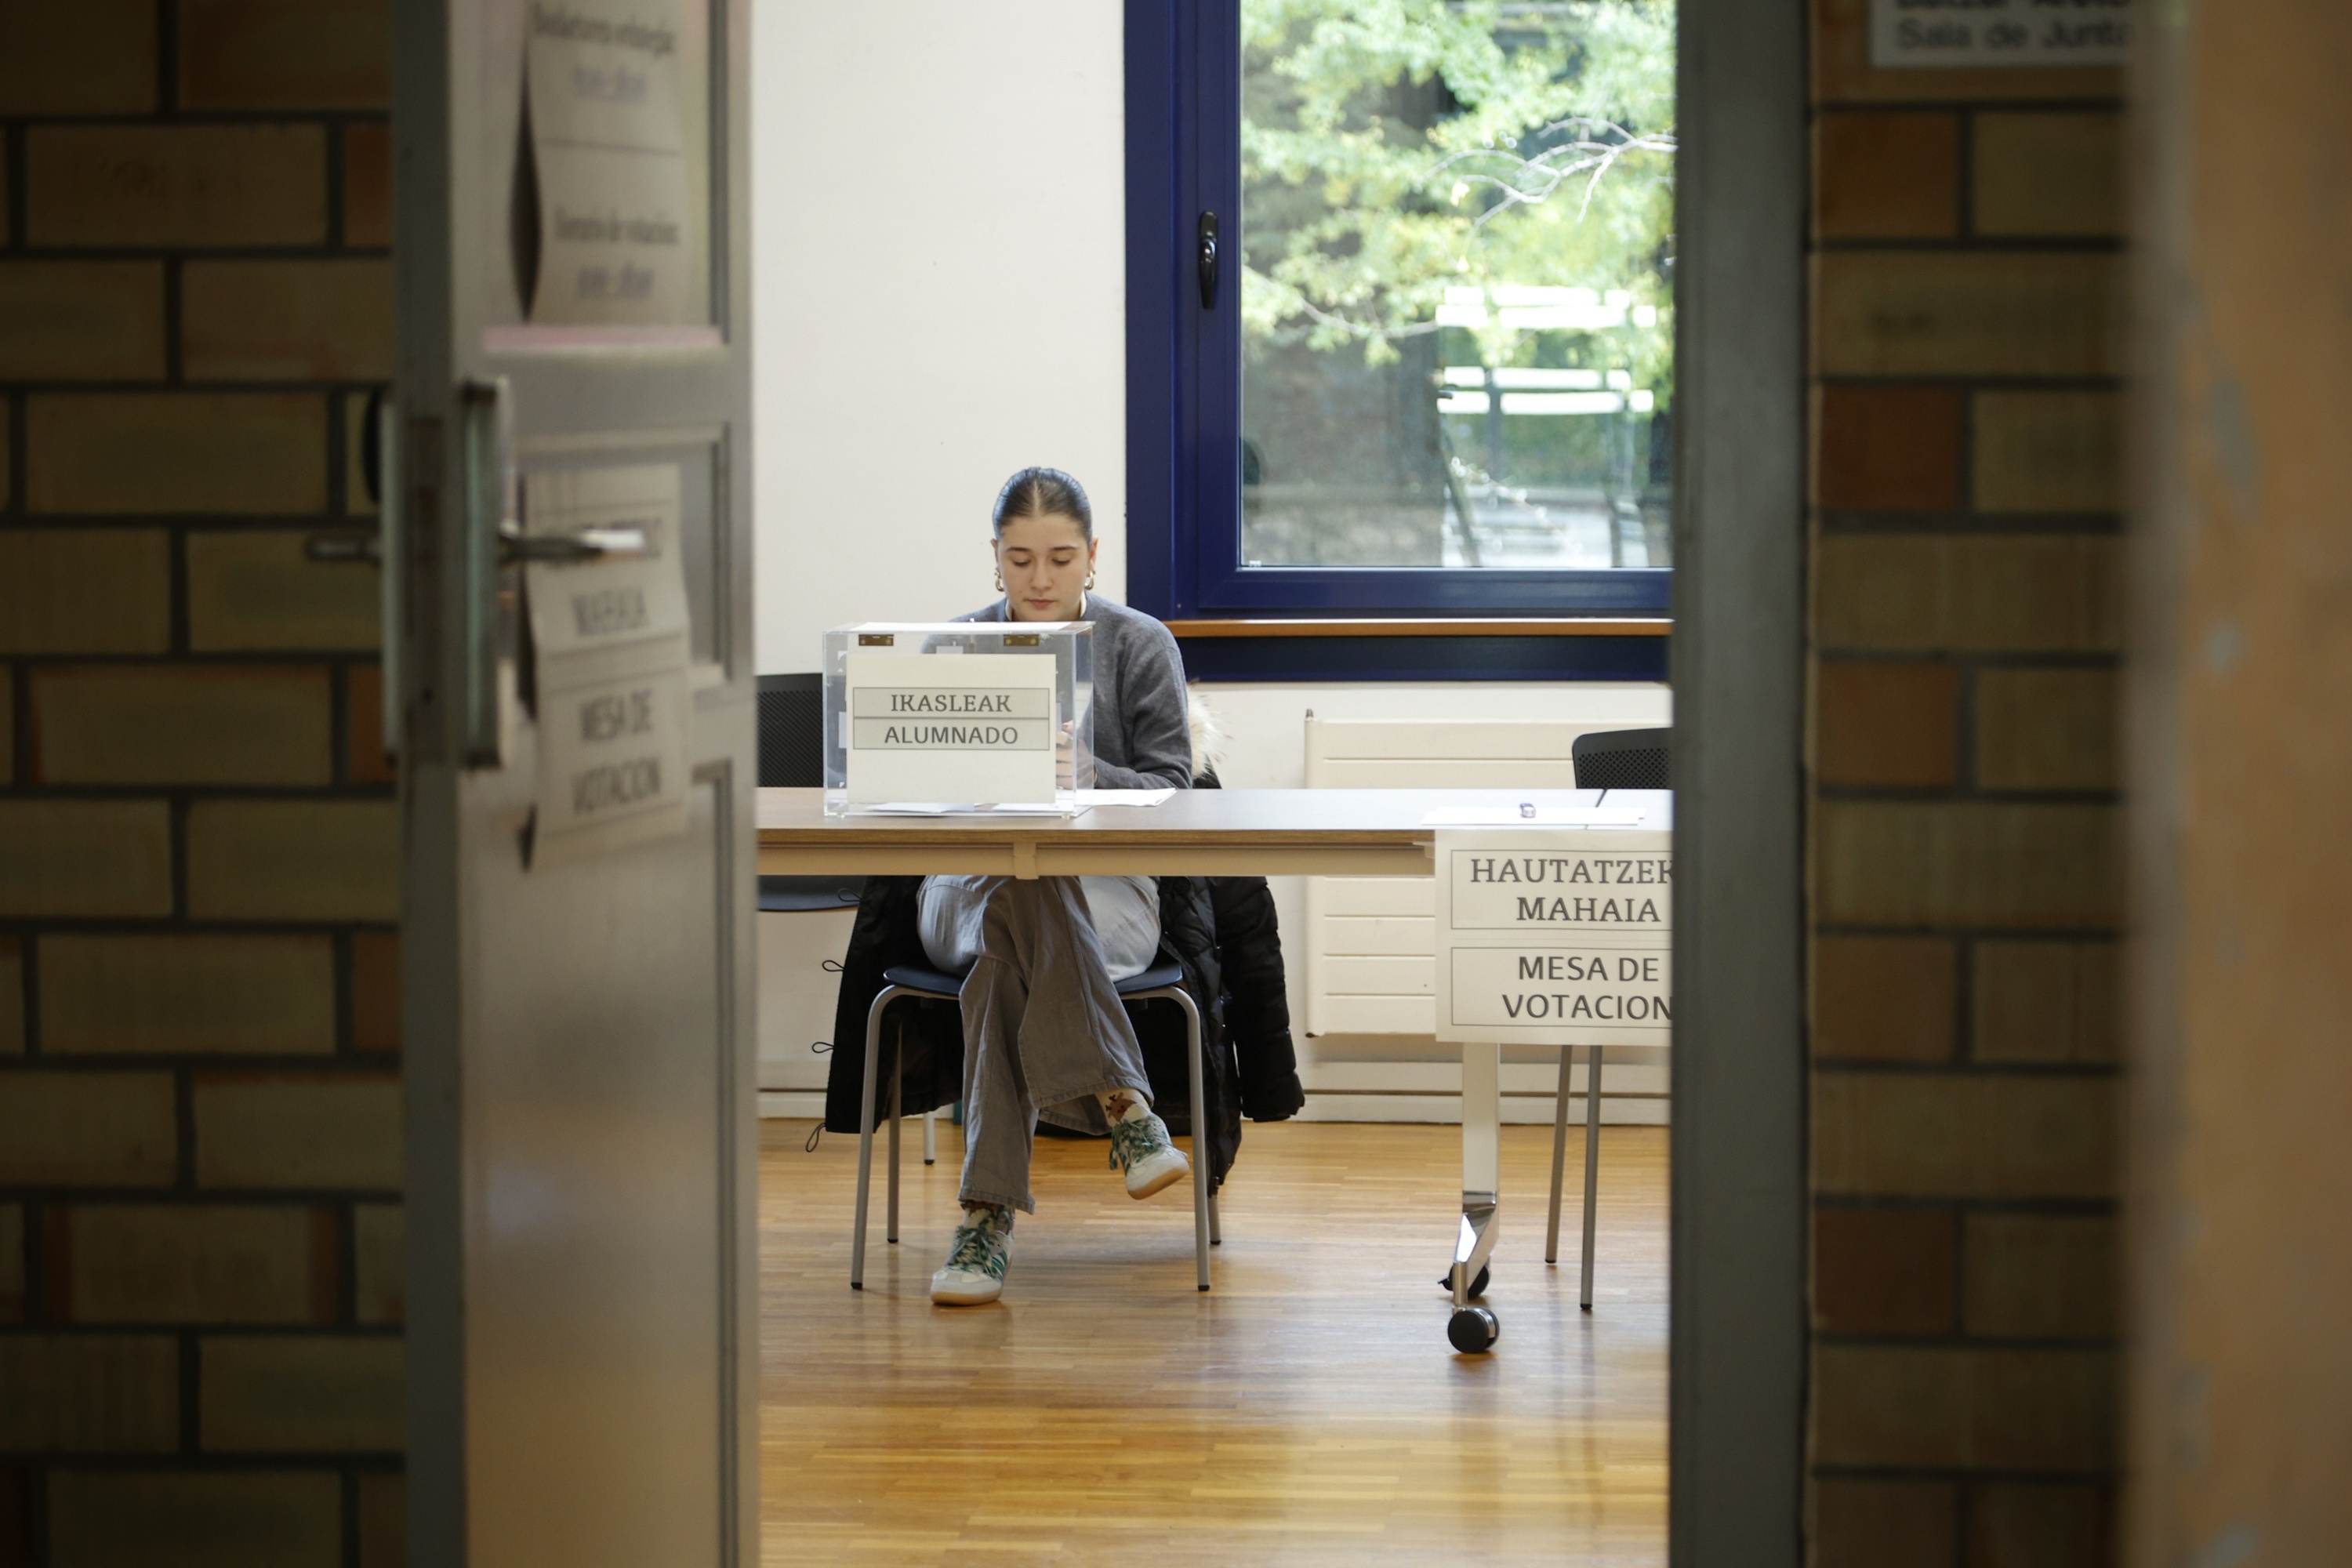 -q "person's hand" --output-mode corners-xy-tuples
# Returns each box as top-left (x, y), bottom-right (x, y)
(1055, 720), (1076, 790)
